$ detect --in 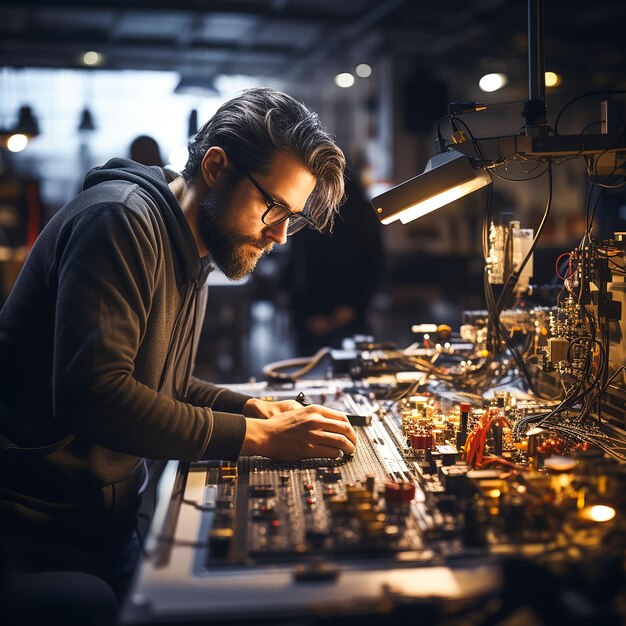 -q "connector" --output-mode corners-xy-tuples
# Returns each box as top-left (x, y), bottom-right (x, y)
(448, 101), (487, 116)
